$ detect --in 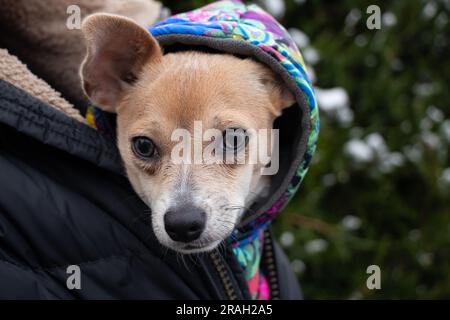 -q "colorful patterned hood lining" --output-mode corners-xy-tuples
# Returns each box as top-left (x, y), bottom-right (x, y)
(149, 0), (319, 232)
